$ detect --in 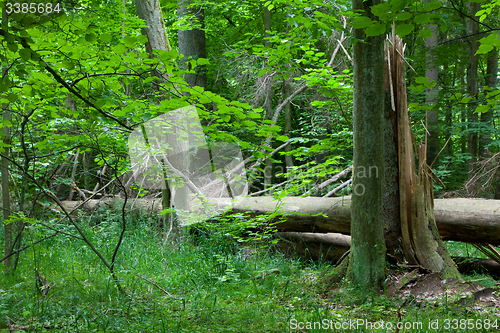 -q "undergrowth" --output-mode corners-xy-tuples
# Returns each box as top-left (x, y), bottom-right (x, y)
(0, 212), (499, 332)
